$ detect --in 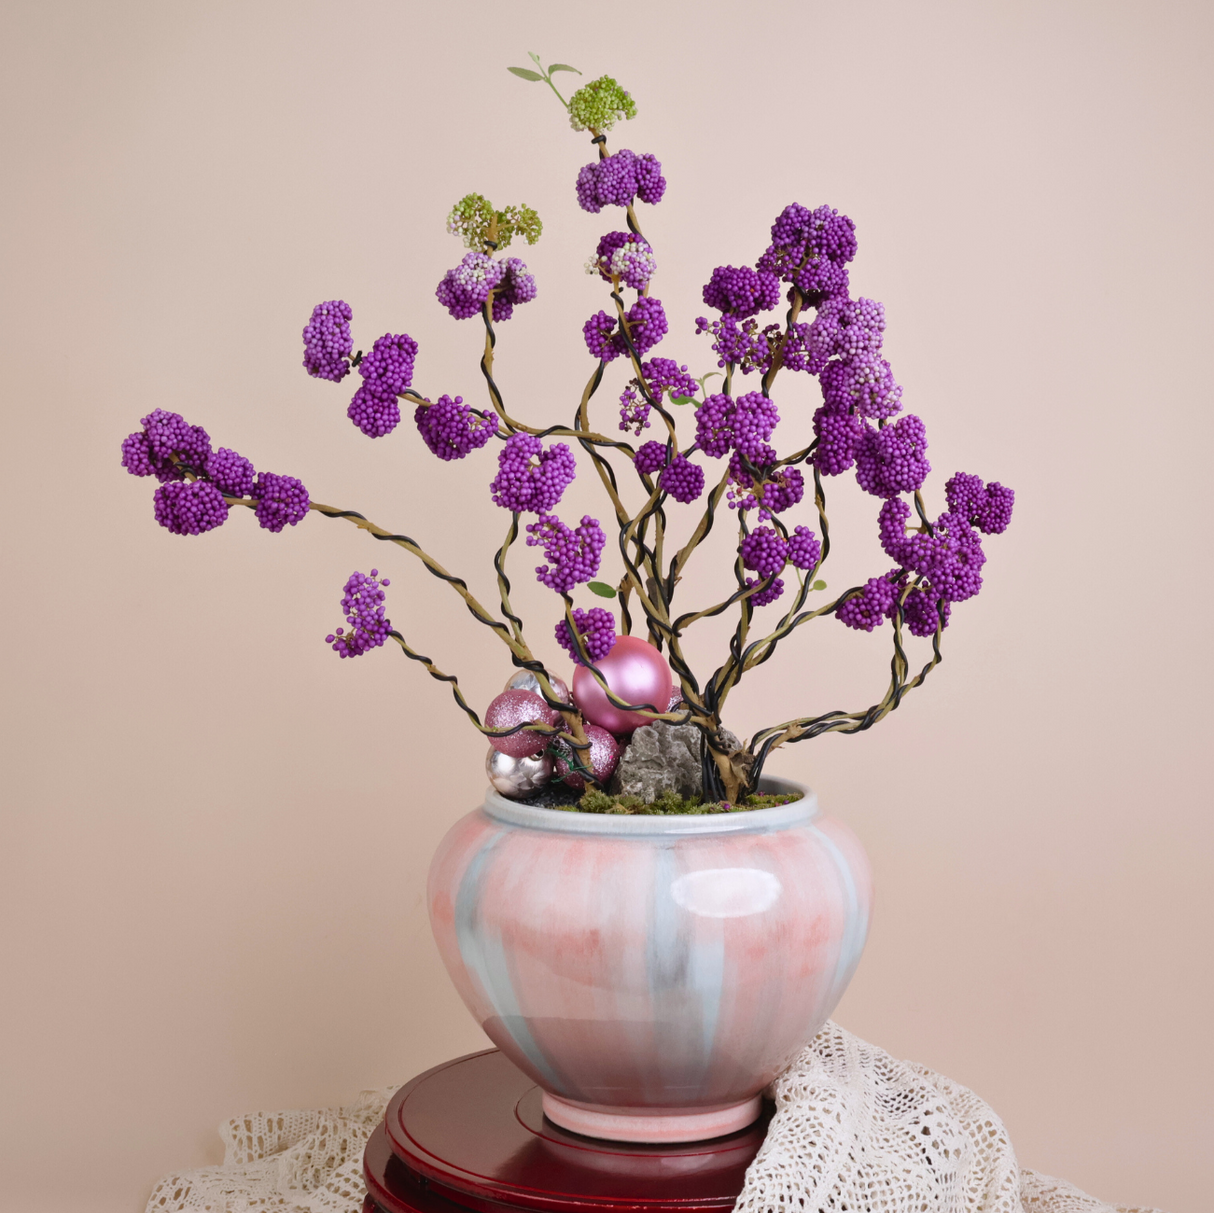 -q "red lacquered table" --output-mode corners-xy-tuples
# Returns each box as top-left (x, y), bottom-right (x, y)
(362, 1049), (773, 1213)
